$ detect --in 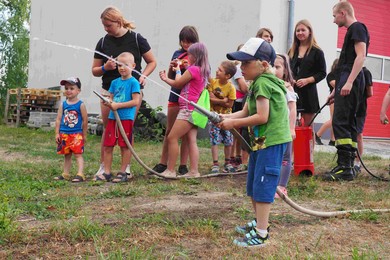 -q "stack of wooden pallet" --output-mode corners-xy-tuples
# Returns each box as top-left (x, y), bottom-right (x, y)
(4, 88), (62, 127)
